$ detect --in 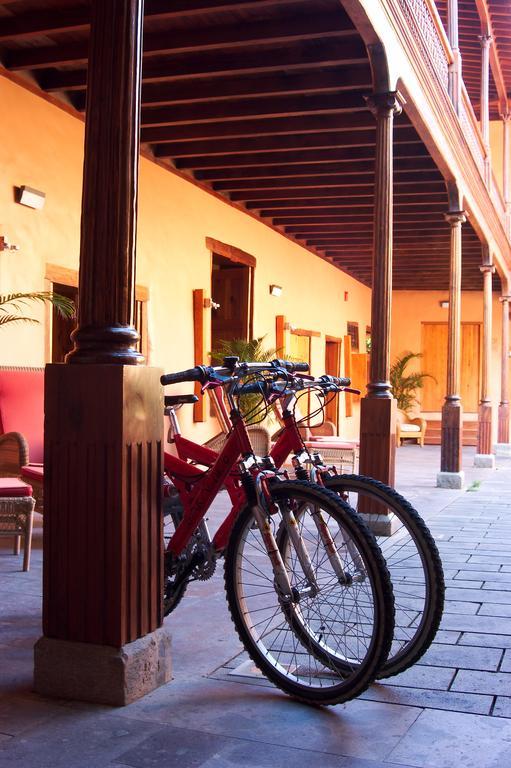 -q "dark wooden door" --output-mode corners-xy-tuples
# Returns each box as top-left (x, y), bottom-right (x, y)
(211, 259), (251, 349)
(325, 339), (341, 429)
